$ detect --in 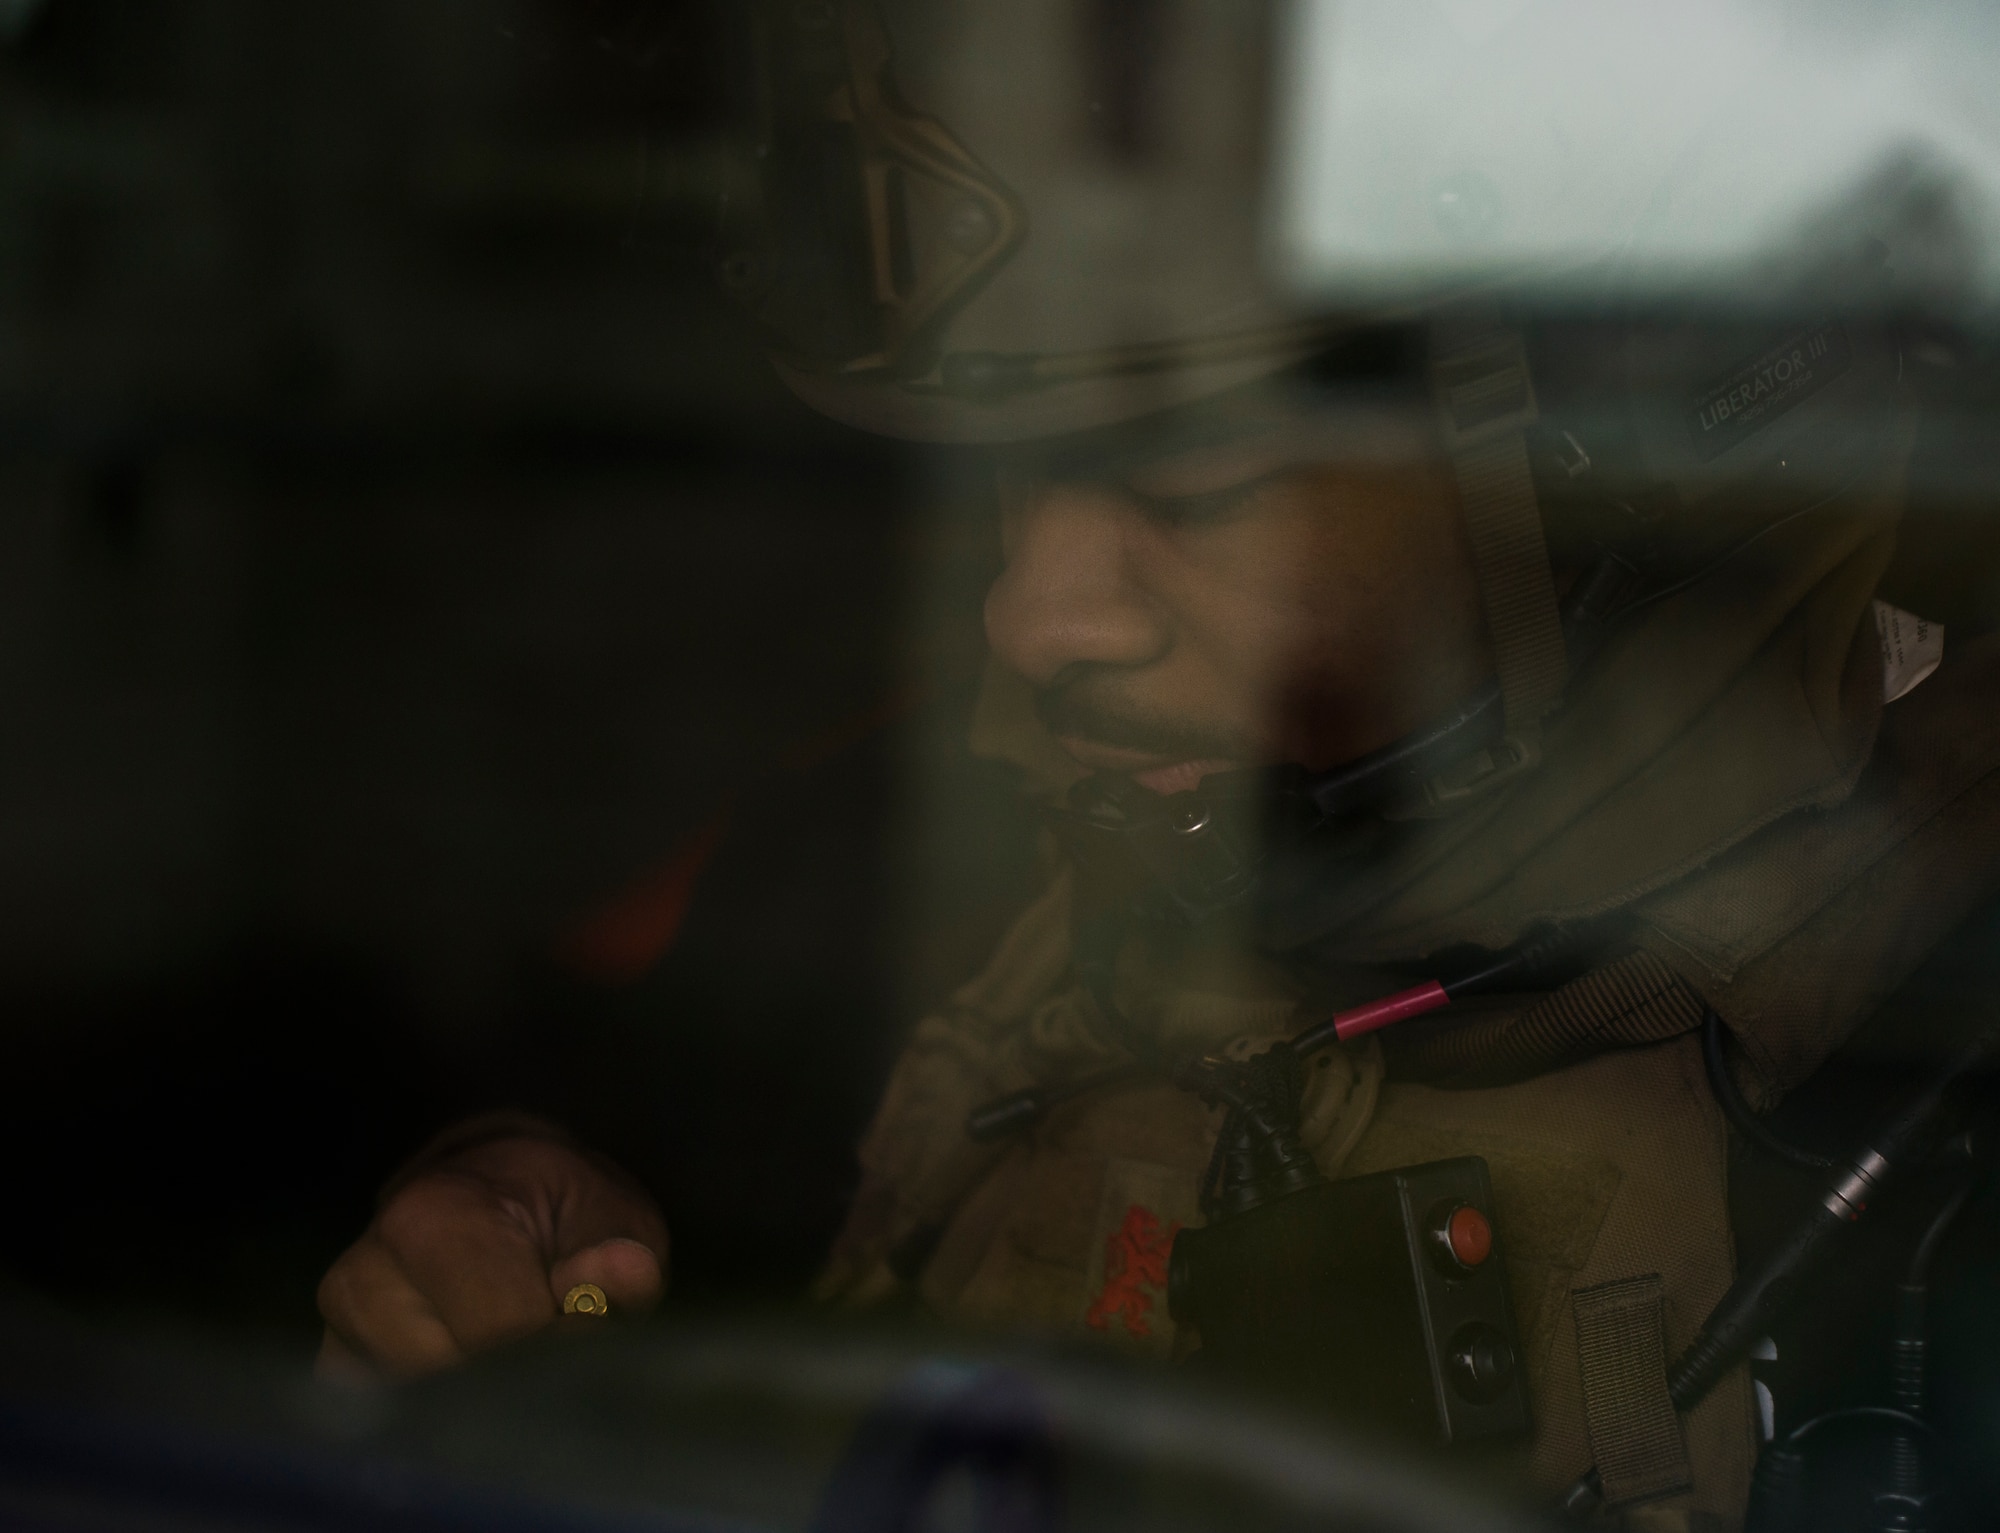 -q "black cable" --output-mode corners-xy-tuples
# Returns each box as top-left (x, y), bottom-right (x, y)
(1746, 1409), (1938, 1532)
(1445, 922), (1594, 1000)
(1562, 1009), (2000, 1519)
(1749, 1176), (1974, 1531)
(1886, 1170), (1978, 1510)
(1785, 1405), (1933, 1447)
(965, 1065), (1144, 1143)
(1701, 1007), (1836, 1172)
(1905, 1170), (1976, 1289)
